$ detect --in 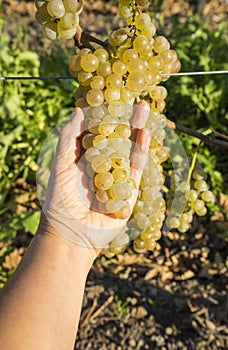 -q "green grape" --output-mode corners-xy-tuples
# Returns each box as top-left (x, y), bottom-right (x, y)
(96, 189), (109, 203)
(85, 147), (100, 162)
(195, 206), (207, 216)
(153, 36), (170, 53)
(112, 28), (128, 46)
(112, 168), (128, 182)
(118, 5), (133, 19)
(185, 189), (198, 202)
(192, 169), (204, 180)
(110, 181), (132, 200)
(35, 9), (51, 25)
(135, 12), (151, 30)
(192, 199), (205, 212)
(88, 119), (100, 134)
(126, 73), (145, 92)
(179, 181), (191, 193)
(115, 202), (131, 219)
(194, 180), (207, 192)
(69, 55), (81, 71)
(133, 35), (150, 54)
(97, 62), (112, 77)
(114, 124), (131, 138)
(106, 199), (125, 213)
(94, 172), (114, 190)
(43, 22), (58, 40)
(79, 48), (92, 57)
(90, 76), (105, 90)
(141, 23), (156, 38)
(104, 88), (121, 103)
(145, 238), (156, 251)
(133, 238), (146, 252)
(58, 23), (76, 39)
(82, 133), (94, 150)
(148, 56), (164, 71)
(94, 48), (109, 62)
(91, 155), (112, 173)
(128, 58), (147, 74)
(120, 88), (133, 103)
(59, 12), (79, 29)
(122, 49), (138, 65)
(63, 0), (83, 13)
(93, 135), (108, 150)
(112, 60), (128, 75)
(201, 190), (215, 202)
(47, 0), (65, 18)
(81, 53), (99, 73)
(106, 74), (123, 90)
(86, 89), (104, 107)
(78, 71), (93, 86)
